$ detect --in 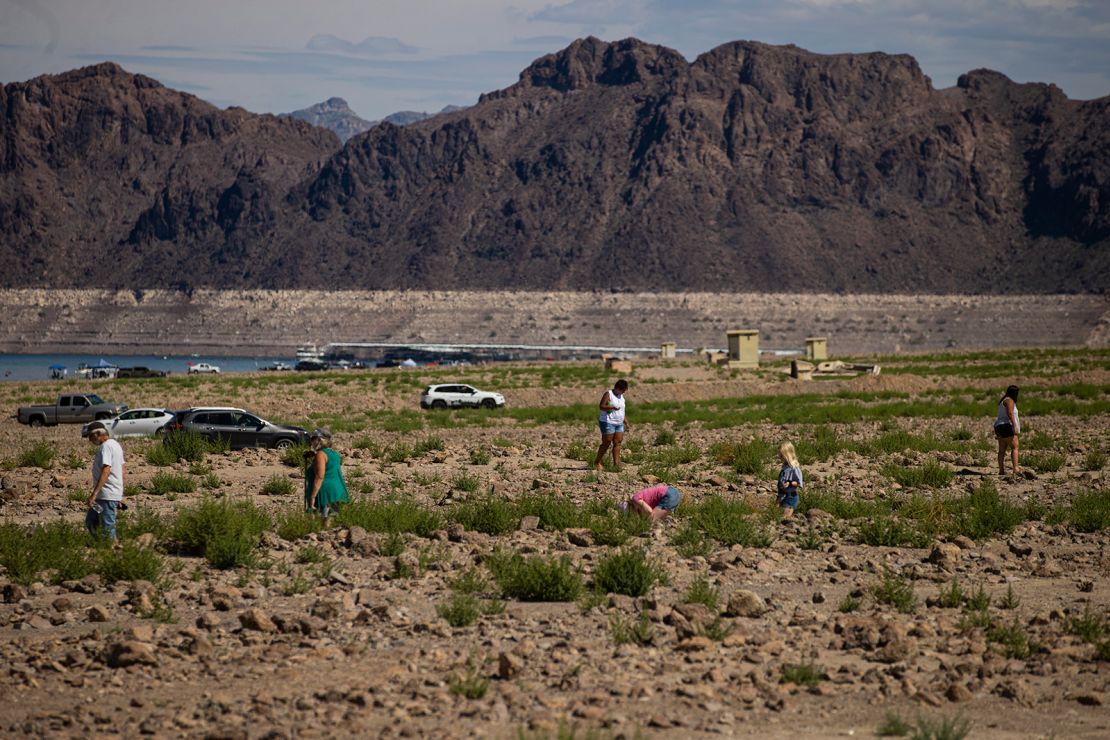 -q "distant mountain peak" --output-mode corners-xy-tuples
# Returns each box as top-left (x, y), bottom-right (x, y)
(284, 99), (469, 142)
